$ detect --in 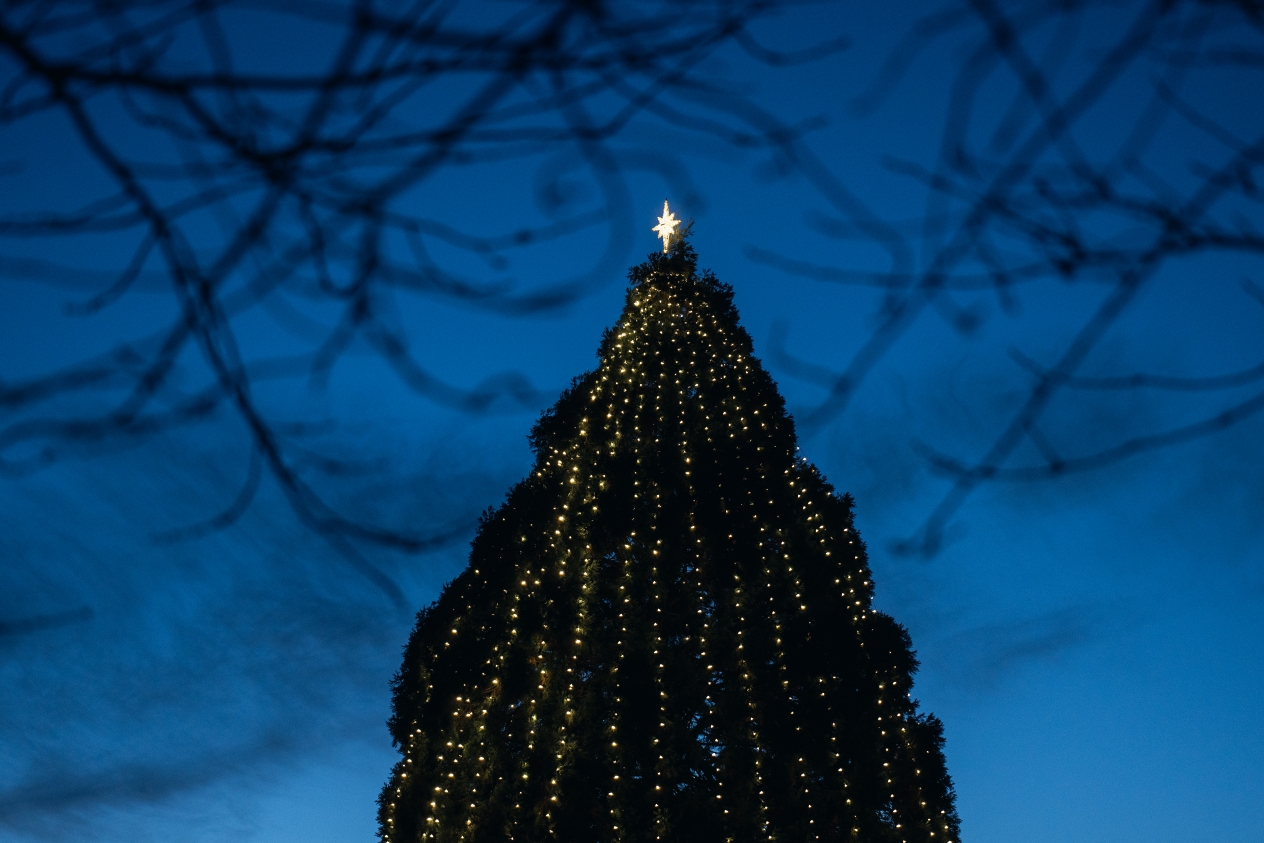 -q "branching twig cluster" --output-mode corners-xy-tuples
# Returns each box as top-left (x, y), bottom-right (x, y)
(3, 0), (1261, 582)
(0, 0), (821, 602)
(756, 0), (1264, 554)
